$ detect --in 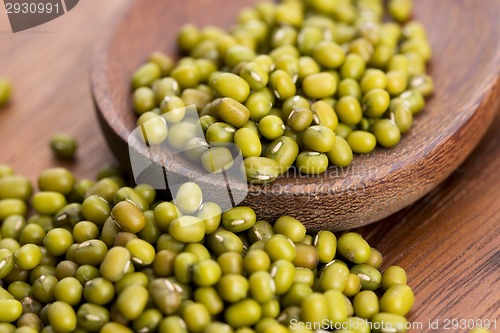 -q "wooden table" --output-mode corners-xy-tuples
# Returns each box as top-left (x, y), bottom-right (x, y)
(0, 1), (498, 332)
